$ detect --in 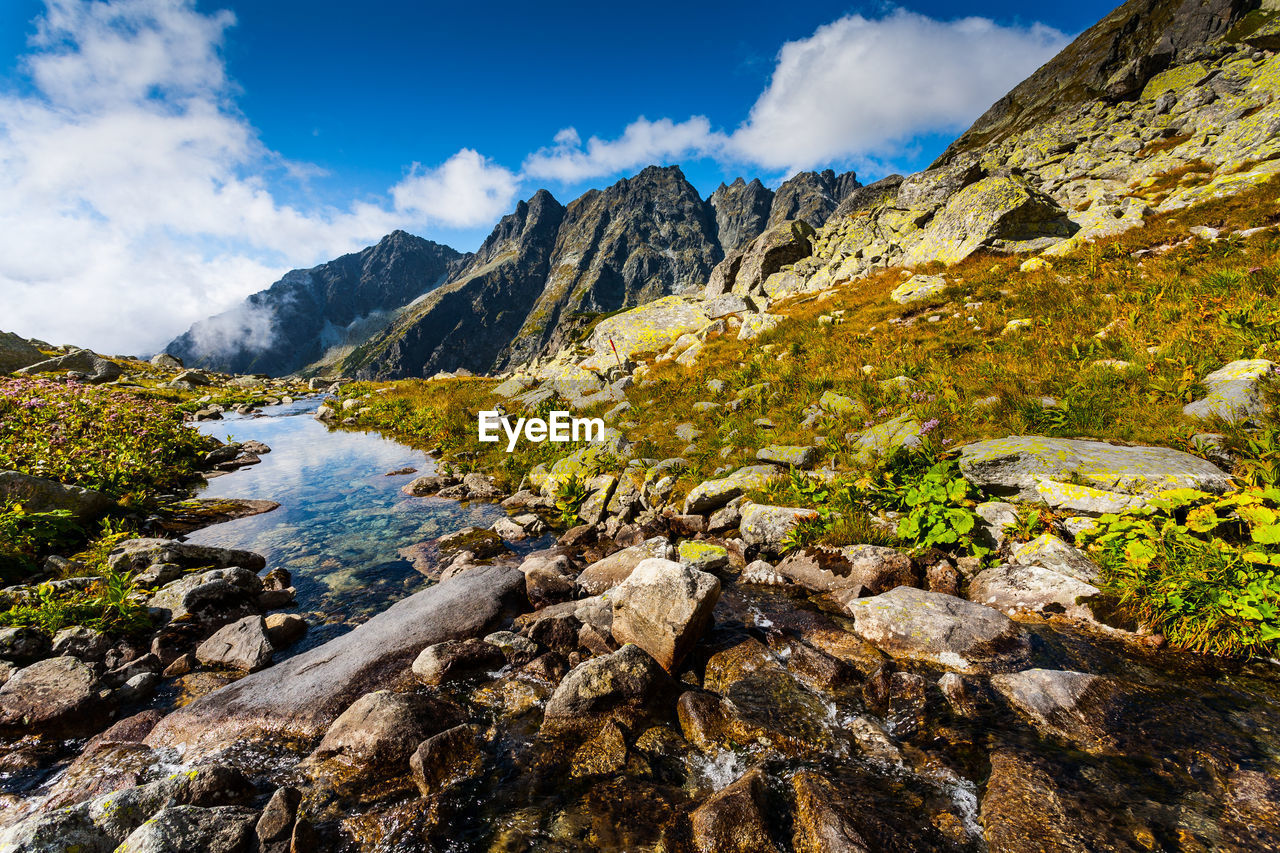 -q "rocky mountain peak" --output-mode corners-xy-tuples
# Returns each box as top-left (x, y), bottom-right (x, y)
(709, 177), (774, 253)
